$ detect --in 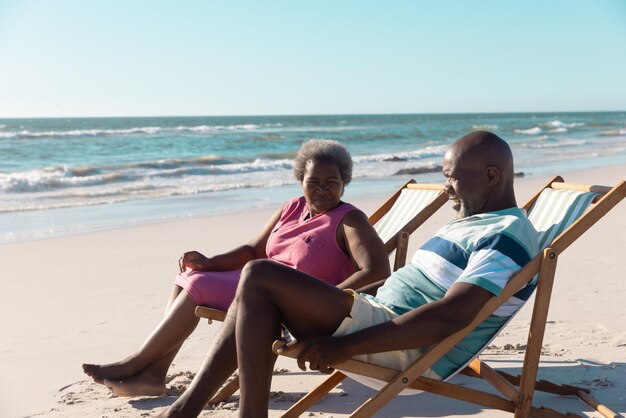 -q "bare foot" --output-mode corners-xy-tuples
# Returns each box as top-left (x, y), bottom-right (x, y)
(82, 361), (135, 383)
(104, 374), (167, 397)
